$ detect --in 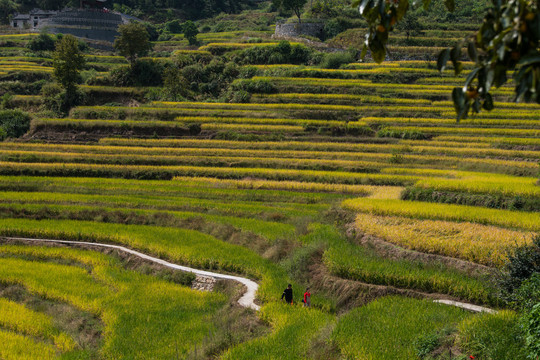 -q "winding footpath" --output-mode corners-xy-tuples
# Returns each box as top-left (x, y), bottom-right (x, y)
(1, 237), (496, 314)
(1, 237), (260, 311)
